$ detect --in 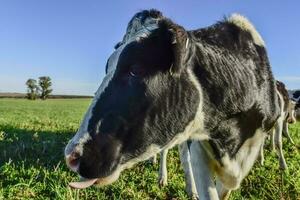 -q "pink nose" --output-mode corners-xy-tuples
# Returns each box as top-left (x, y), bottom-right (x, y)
(66, 151), (81, 172)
